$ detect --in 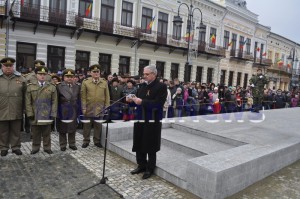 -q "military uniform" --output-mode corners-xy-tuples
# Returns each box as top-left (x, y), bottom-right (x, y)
(249, 69), (269, 112)
(0, 57), (26, 156)
(56, 69), (80, 150)
(81, 64), (110, 147)
(25, 60), (51, 84)
(25, 66), (58, 154)
(24, 60), (51, 135)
